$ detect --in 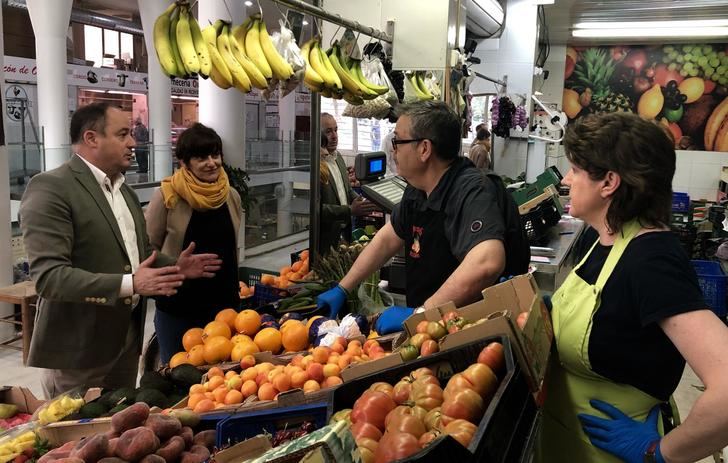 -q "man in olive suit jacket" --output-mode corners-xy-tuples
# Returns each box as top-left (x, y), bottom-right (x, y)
(20, 103), (222, 398)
